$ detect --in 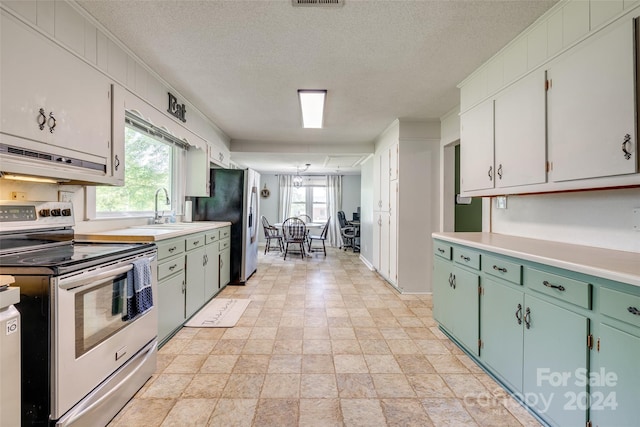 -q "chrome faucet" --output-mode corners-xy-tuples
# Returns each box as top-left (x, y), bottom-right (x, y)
(154, 187), (170, 224)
